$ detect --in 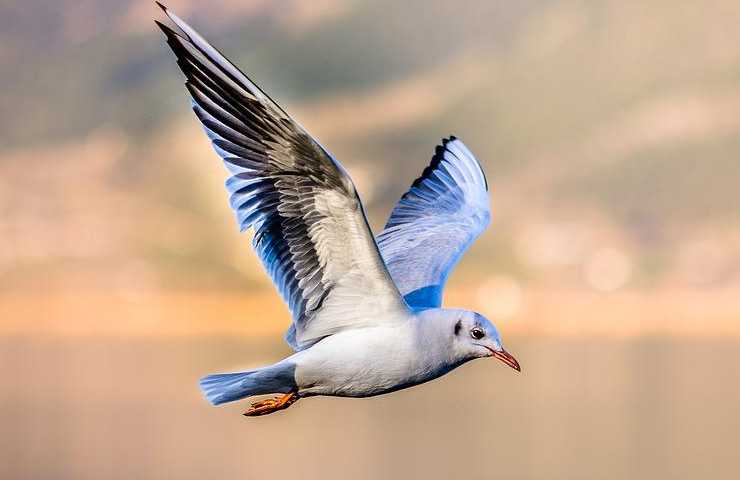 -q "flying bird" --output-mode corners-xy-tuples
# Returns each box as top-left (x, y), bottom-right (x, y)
(156, 3), (520, 417)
